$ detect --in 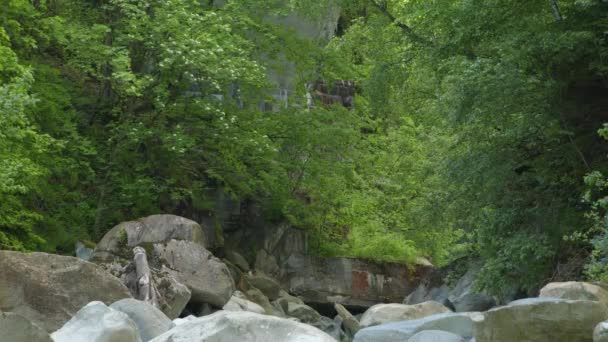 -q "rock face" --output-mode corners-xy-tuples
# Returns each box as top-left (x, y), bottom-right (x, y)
(51, 301), (141, 342)
(0, 251), (131, 332)
(0, 312), (52, 342)
(227, 221), (428, 309)
(595, 321), (608, 342)
(149, 311), (337, 342)
(284, 254), (426, 308)
(407, 330), (466, 342)
(92, 214), (209, 261)
(474, 298), (608, 342)
(110, 299), (174, 342)
(359, 301), (451, 328)
(154, 239), (235, 307)
(255, 249), (280, 277)
(354, 312), (478, 342)
(540, 281), (608, 308)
